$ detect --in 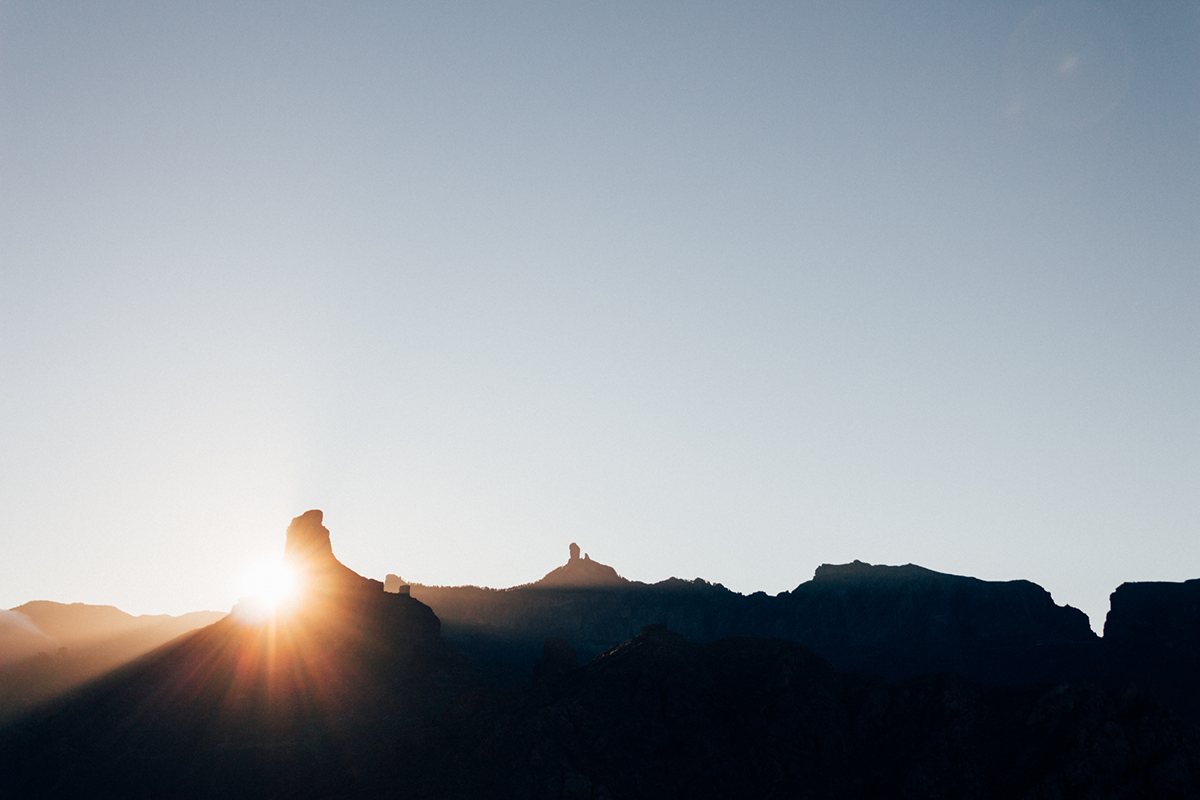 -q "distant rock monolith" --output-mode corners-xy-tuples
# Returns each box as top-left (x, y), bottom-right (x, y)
(282, 509), (377, 593)
(533, 545), (627, 589)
